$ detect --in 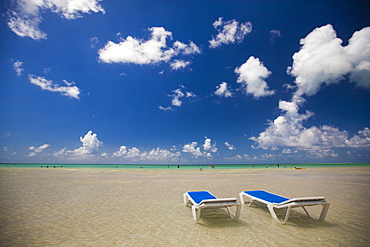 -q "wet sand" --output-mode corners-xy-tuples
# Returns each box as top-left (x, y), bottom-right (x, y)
(0, 166), (369, 246)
